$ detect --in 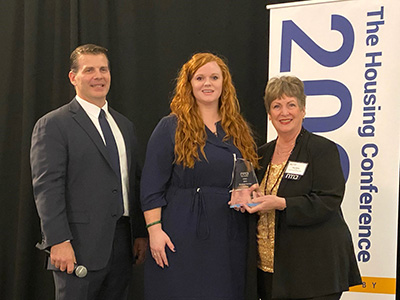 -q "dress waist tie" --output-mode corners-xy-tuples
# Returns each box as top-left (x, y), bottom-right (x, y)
(191, 187), (210, 240)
